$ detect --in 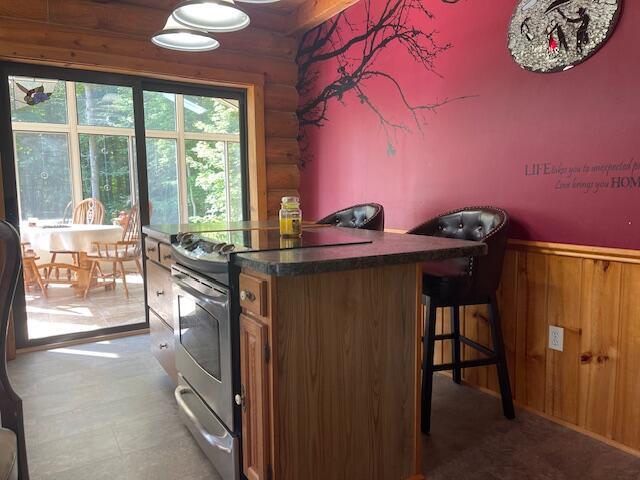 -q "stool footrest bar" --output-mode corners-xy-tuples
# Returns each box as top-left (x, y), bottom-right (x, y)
(432, 357), (498, 372)
(459, 335), (495, 357)
(434, 333), (456, 341)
